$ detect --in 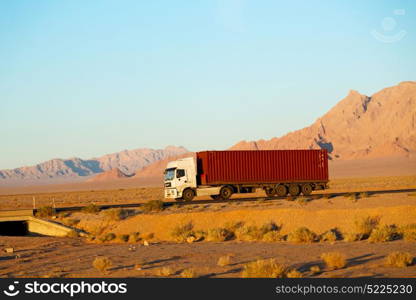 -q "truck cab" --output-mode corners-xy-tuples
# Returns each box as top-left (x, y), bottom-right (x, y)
(164, 157), (197, 200)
